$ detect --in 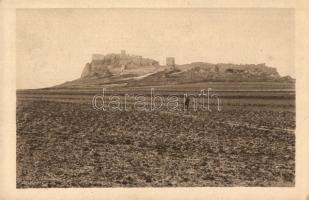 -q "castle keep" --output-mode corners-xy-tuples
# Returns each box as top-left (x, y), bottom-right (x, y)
(166, 57), (175, 69)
